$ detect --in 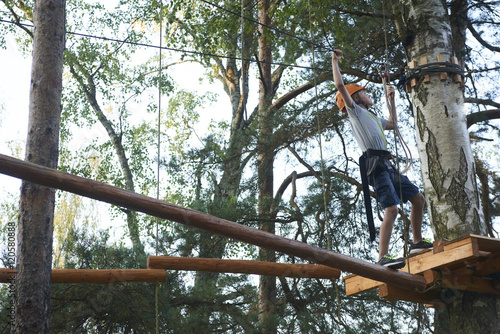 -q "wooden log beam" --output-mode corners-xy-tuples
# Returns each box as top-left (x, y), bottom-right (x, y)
(148, 256), (340, 279)
(0, 153), (428, 291)
(0, 269), (15, 283)
(0, 268), (166, 284)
